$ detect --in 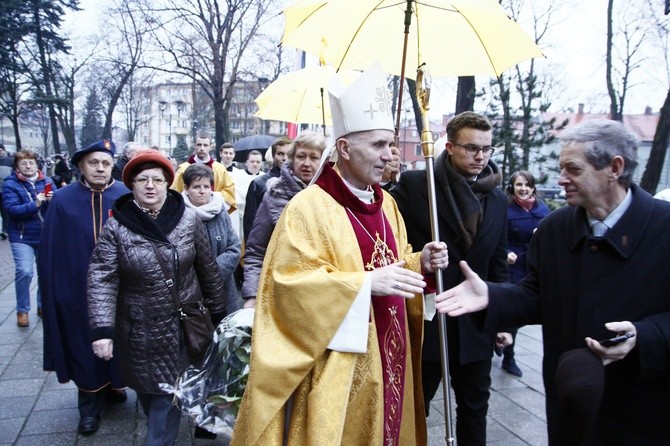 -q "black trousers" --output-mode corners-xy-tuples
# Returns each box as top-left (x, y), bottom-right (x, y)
(77, 389), (106, 419)
(423, 358), (492, 446)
